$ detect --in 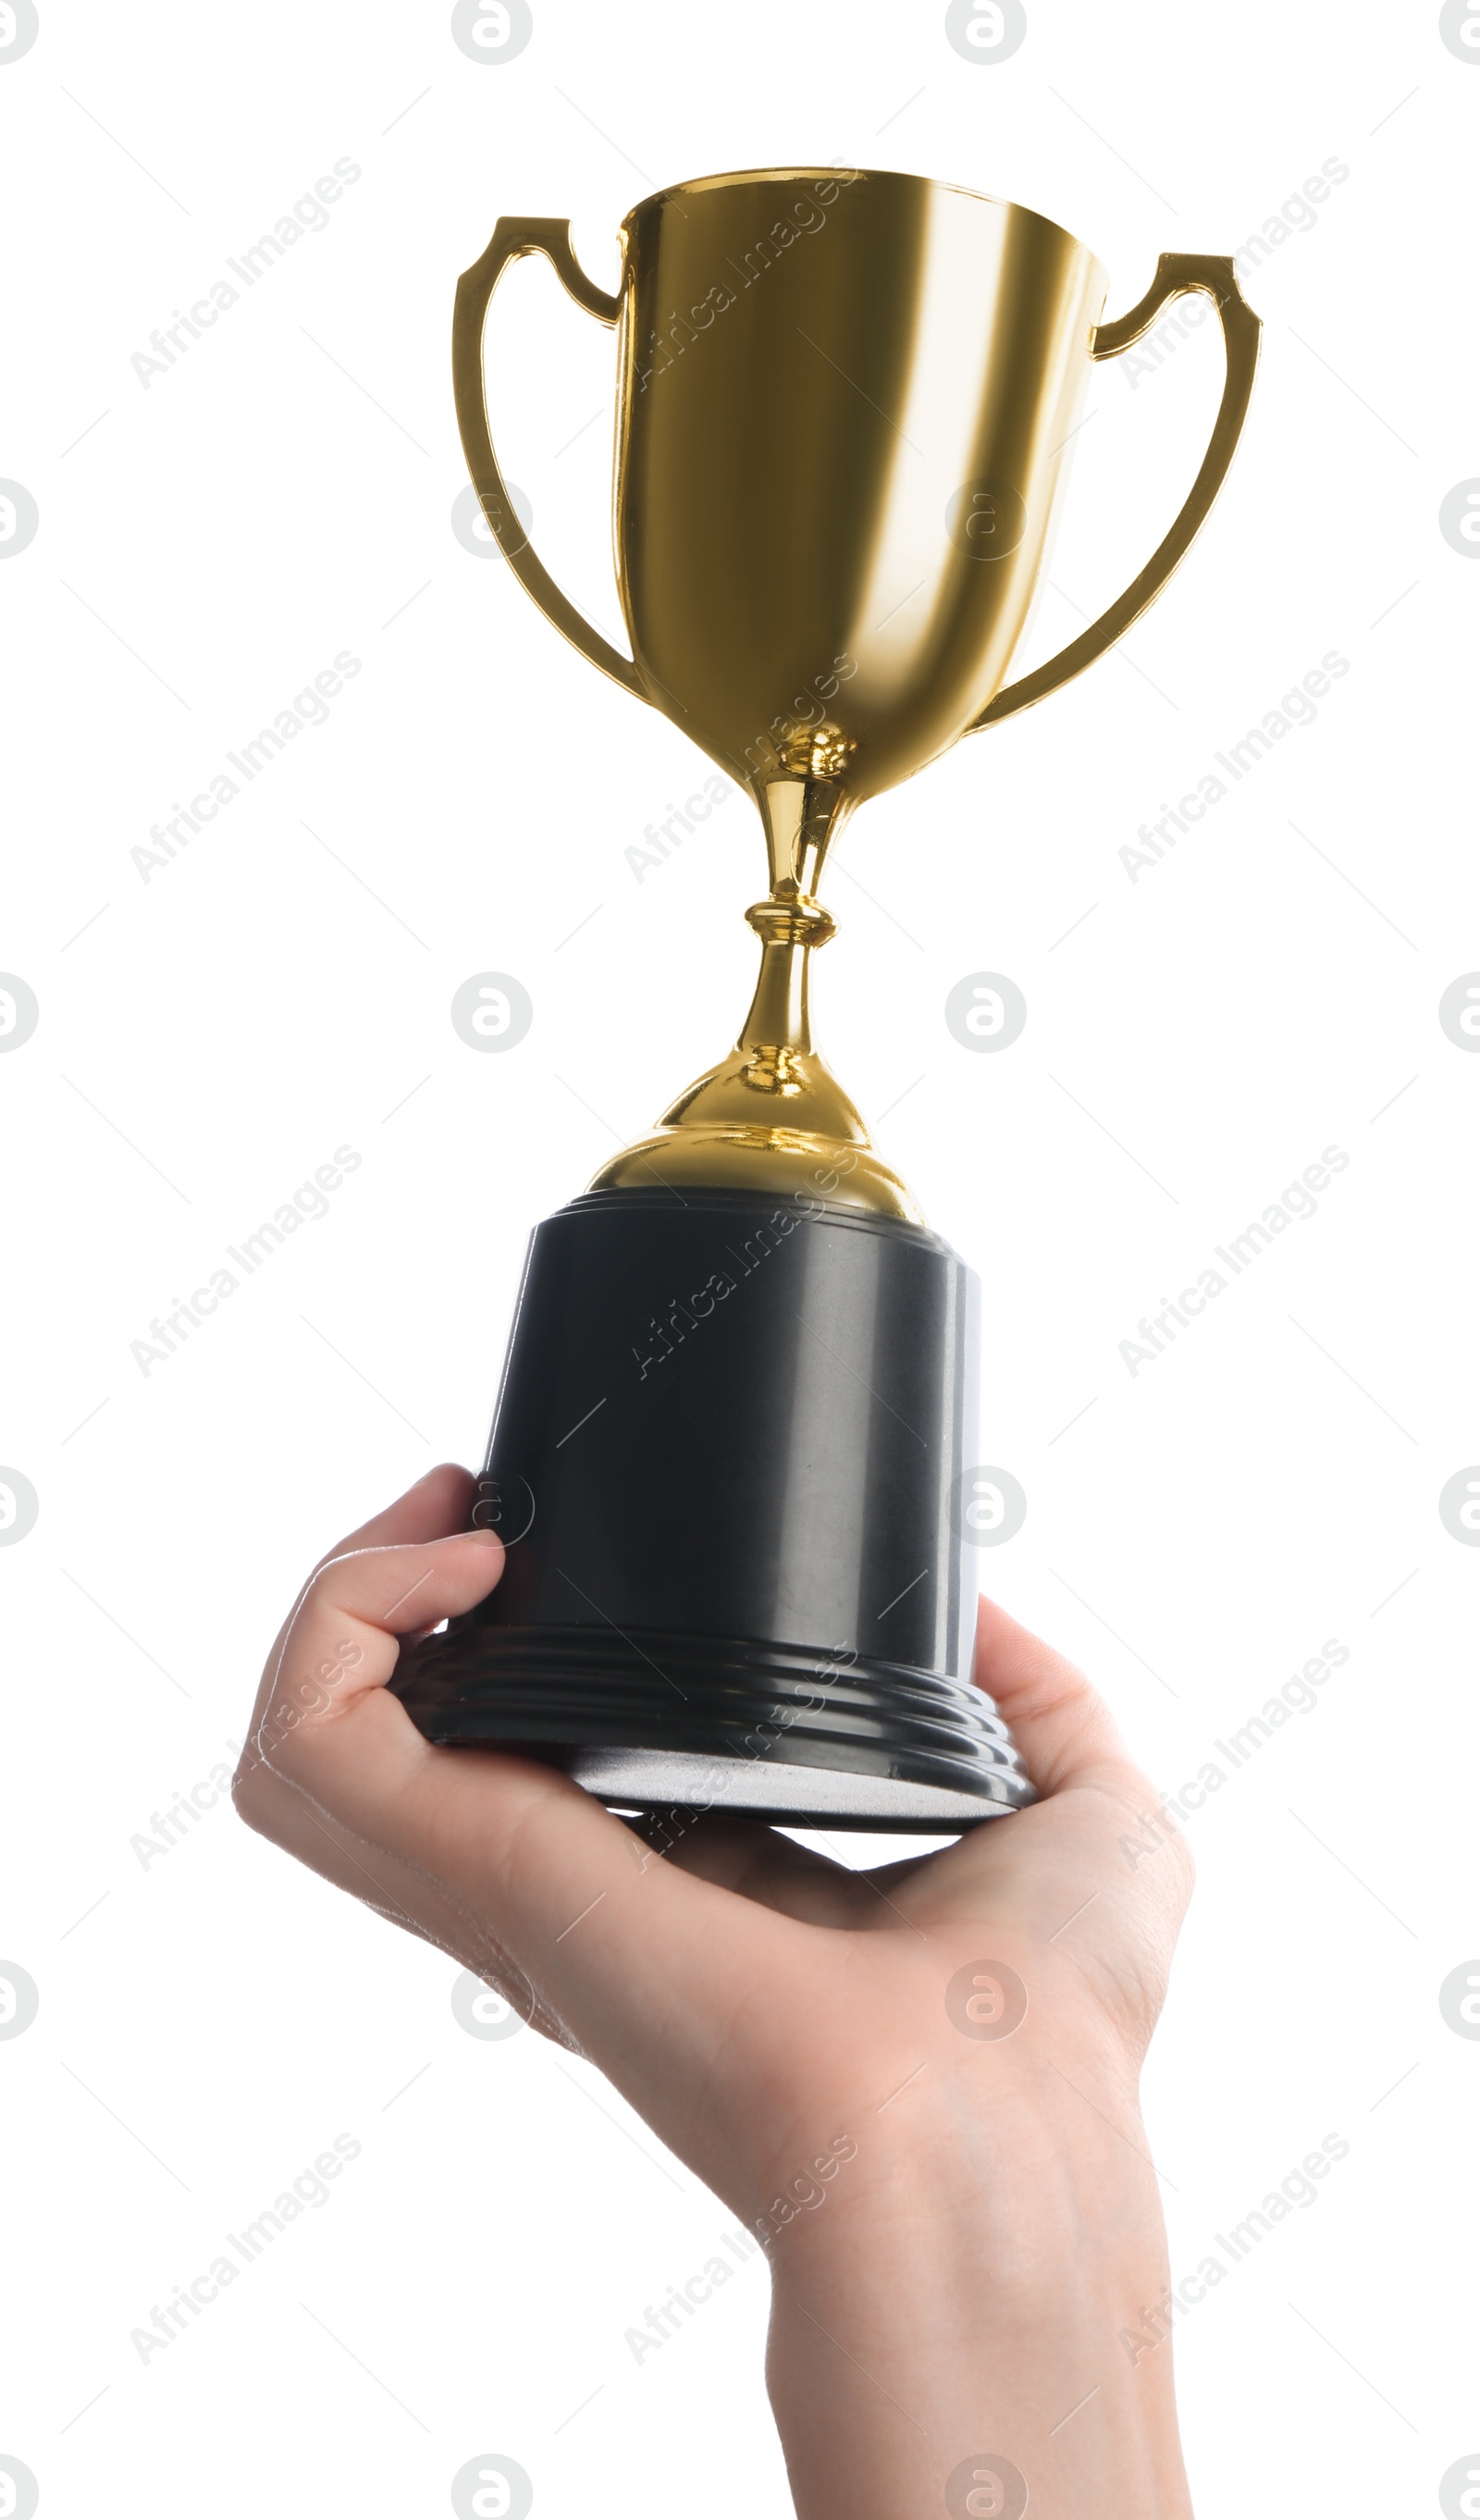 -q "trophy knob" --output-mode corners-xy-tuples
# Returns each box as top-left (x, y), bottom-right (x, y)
(772, 720), (855, 780)
(744, 896), (837, 949)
